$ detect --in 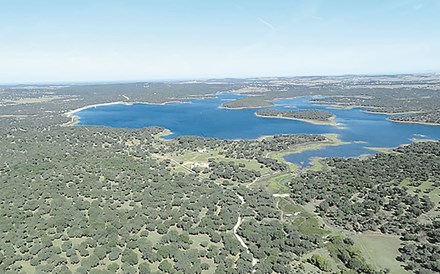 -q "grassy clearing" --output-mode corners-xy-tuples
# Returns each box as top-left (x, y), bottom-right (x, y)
(290, 134), (349, 154)
(293, 213), (328, 237)
(250, 171), (292, 194)
(306, 158), (326, 172)
(278, 198), (328, 237)
(189, 234), (222, 250)
(303, 248), (340, 273)
(190, 234), (211, 249)
(288, 200), (398, 273)
(265, 173), (291, 194)
(0, 114), (31, 118)
(350, 232), (408, 274)
(289, 142), (329, 154)
(6, 95), (64, 105)
(19, 261), (36, 273)
(169, 150), (217, 163)
(401, 179), (439, 205)
(401, 179), (439, 224)
(164, 149), (272, 175)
